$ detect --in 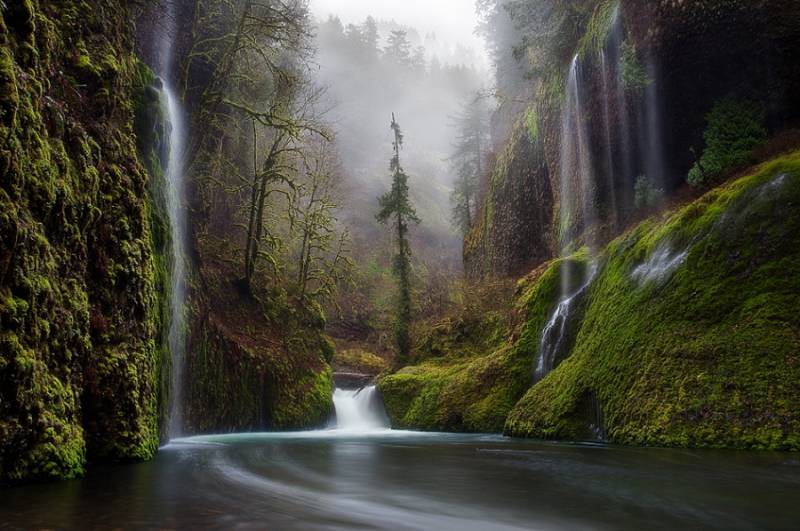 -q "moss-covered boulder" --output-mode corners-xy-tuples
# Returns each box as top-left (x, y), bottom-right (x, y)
(377, 306), (528, 432)
(506, 152), (800, 450)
